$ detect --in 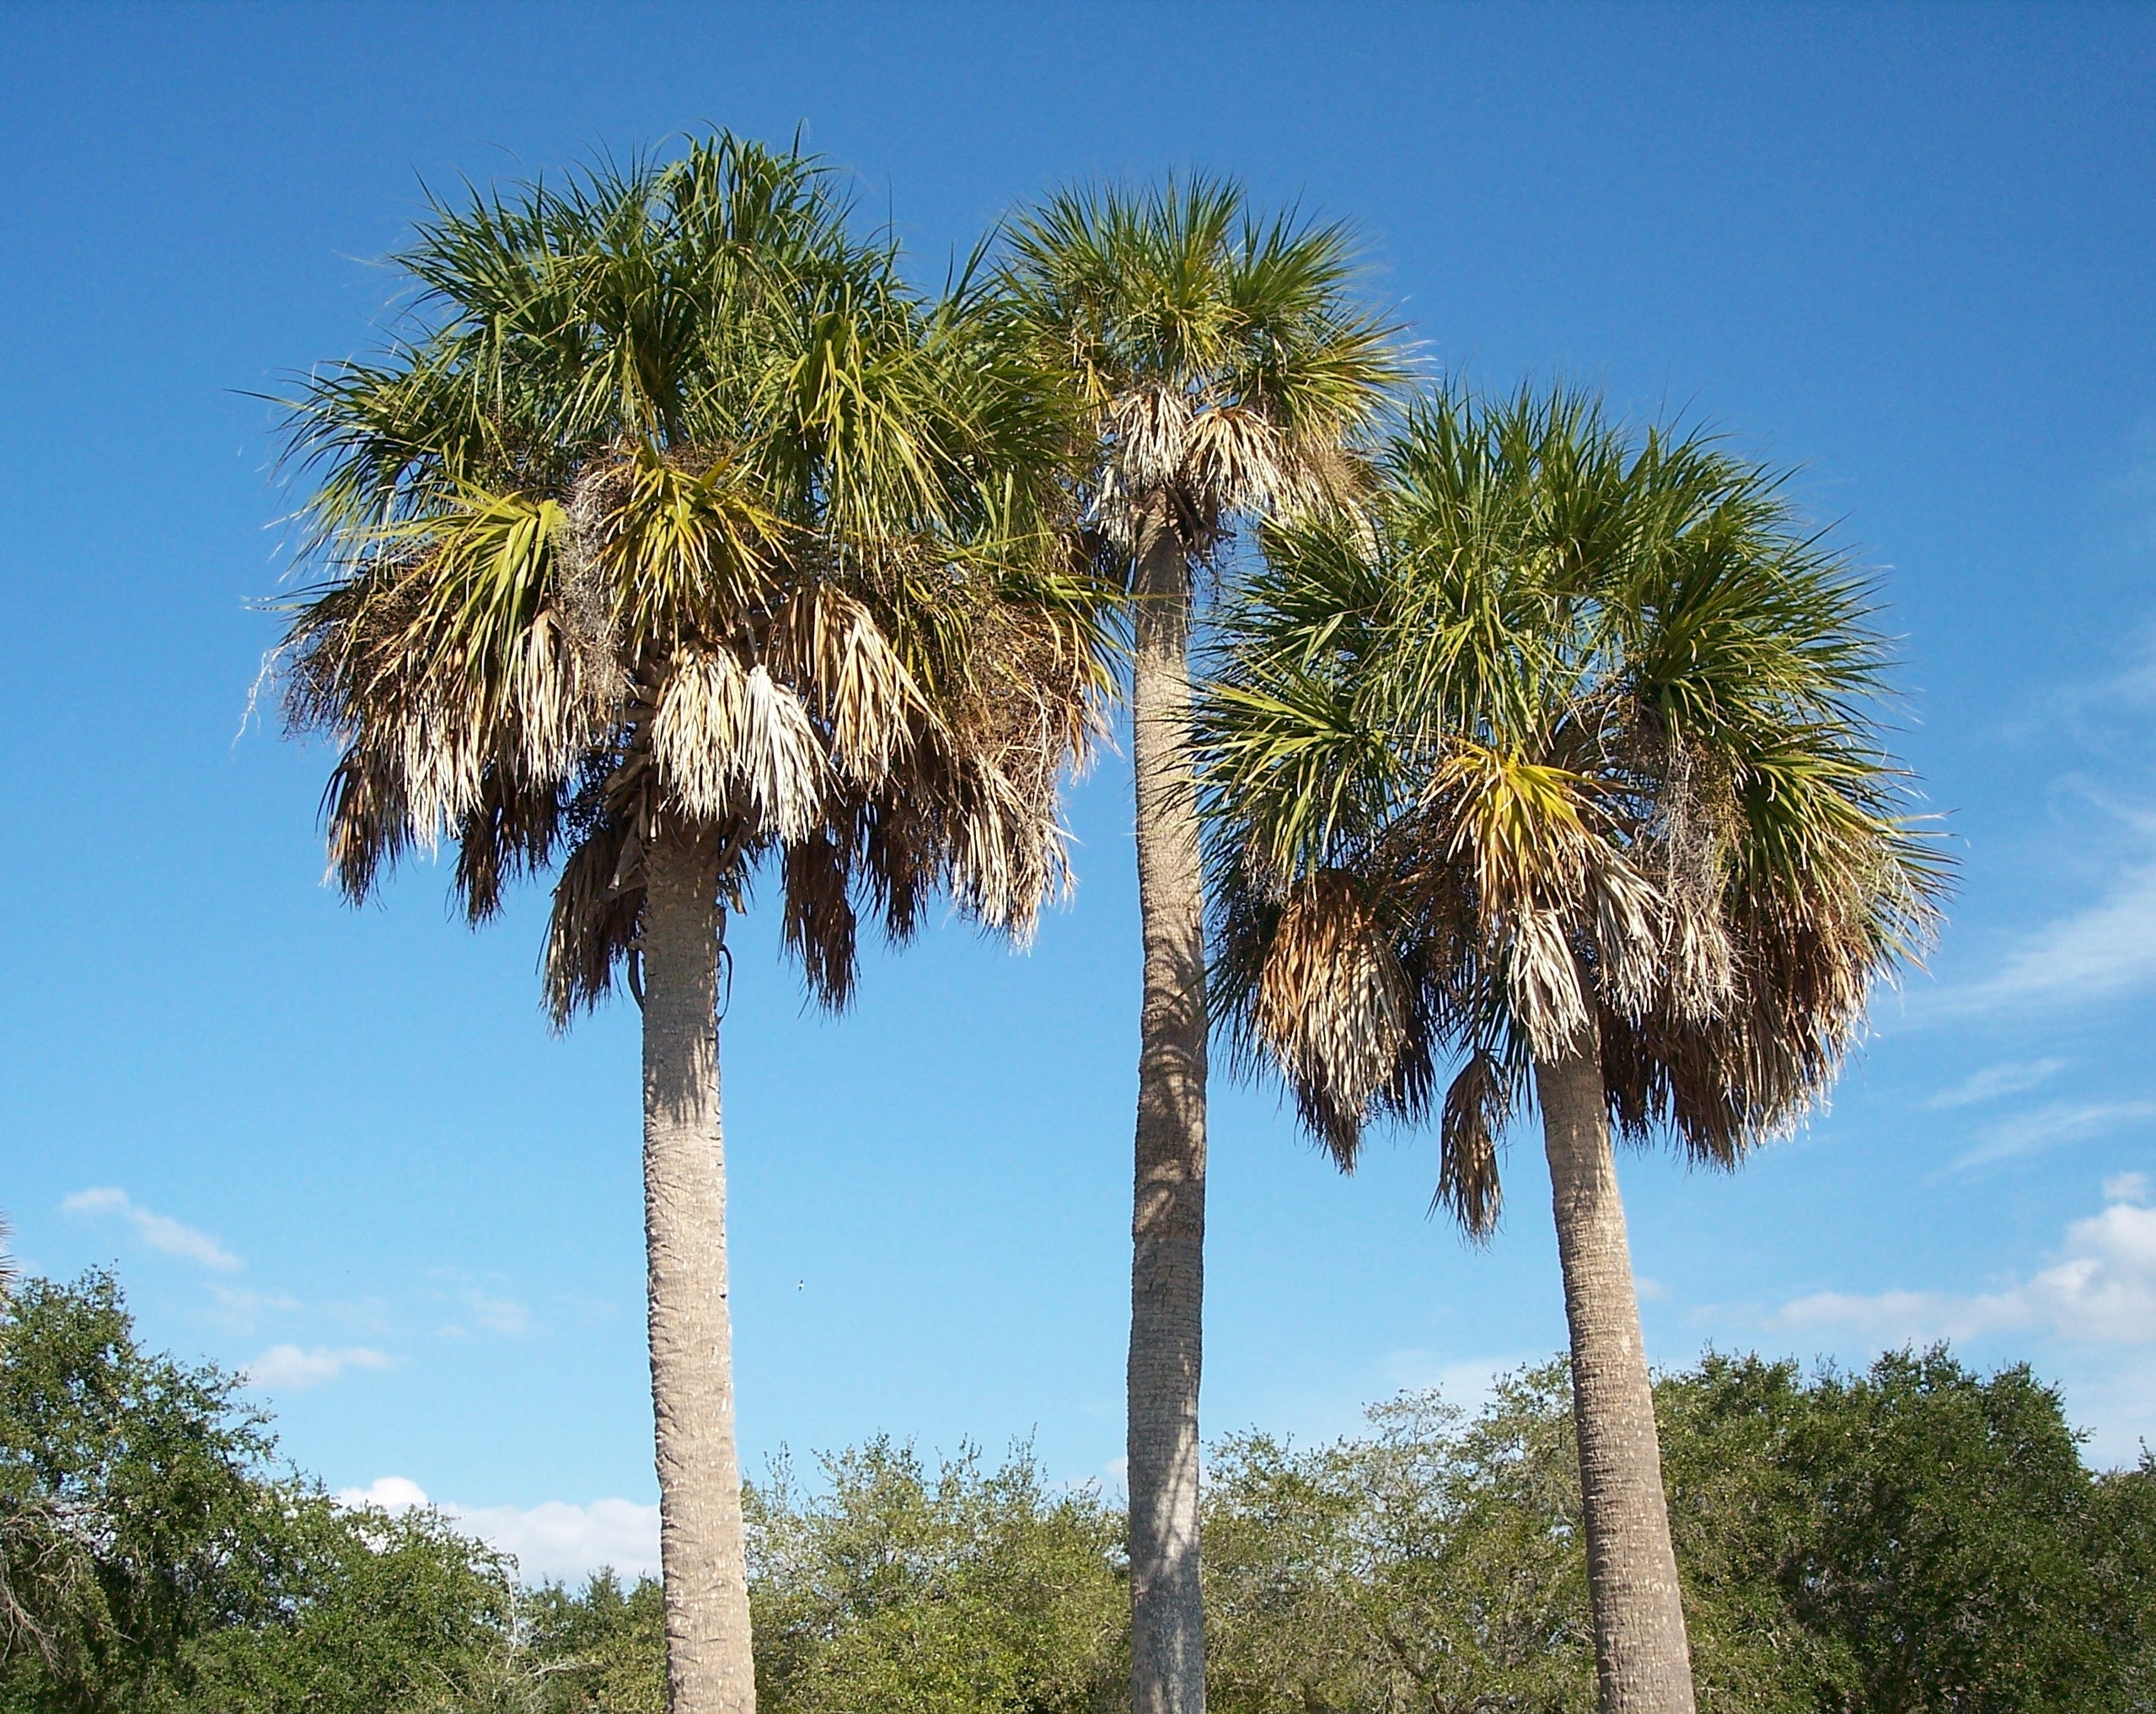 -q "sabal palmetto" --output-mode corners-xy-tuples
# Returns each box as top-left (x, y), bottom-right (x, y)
(276, 138), (1109, 1714)
(1003, 179), (1403, 1714)
(1198, 386), (1944, 1714)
